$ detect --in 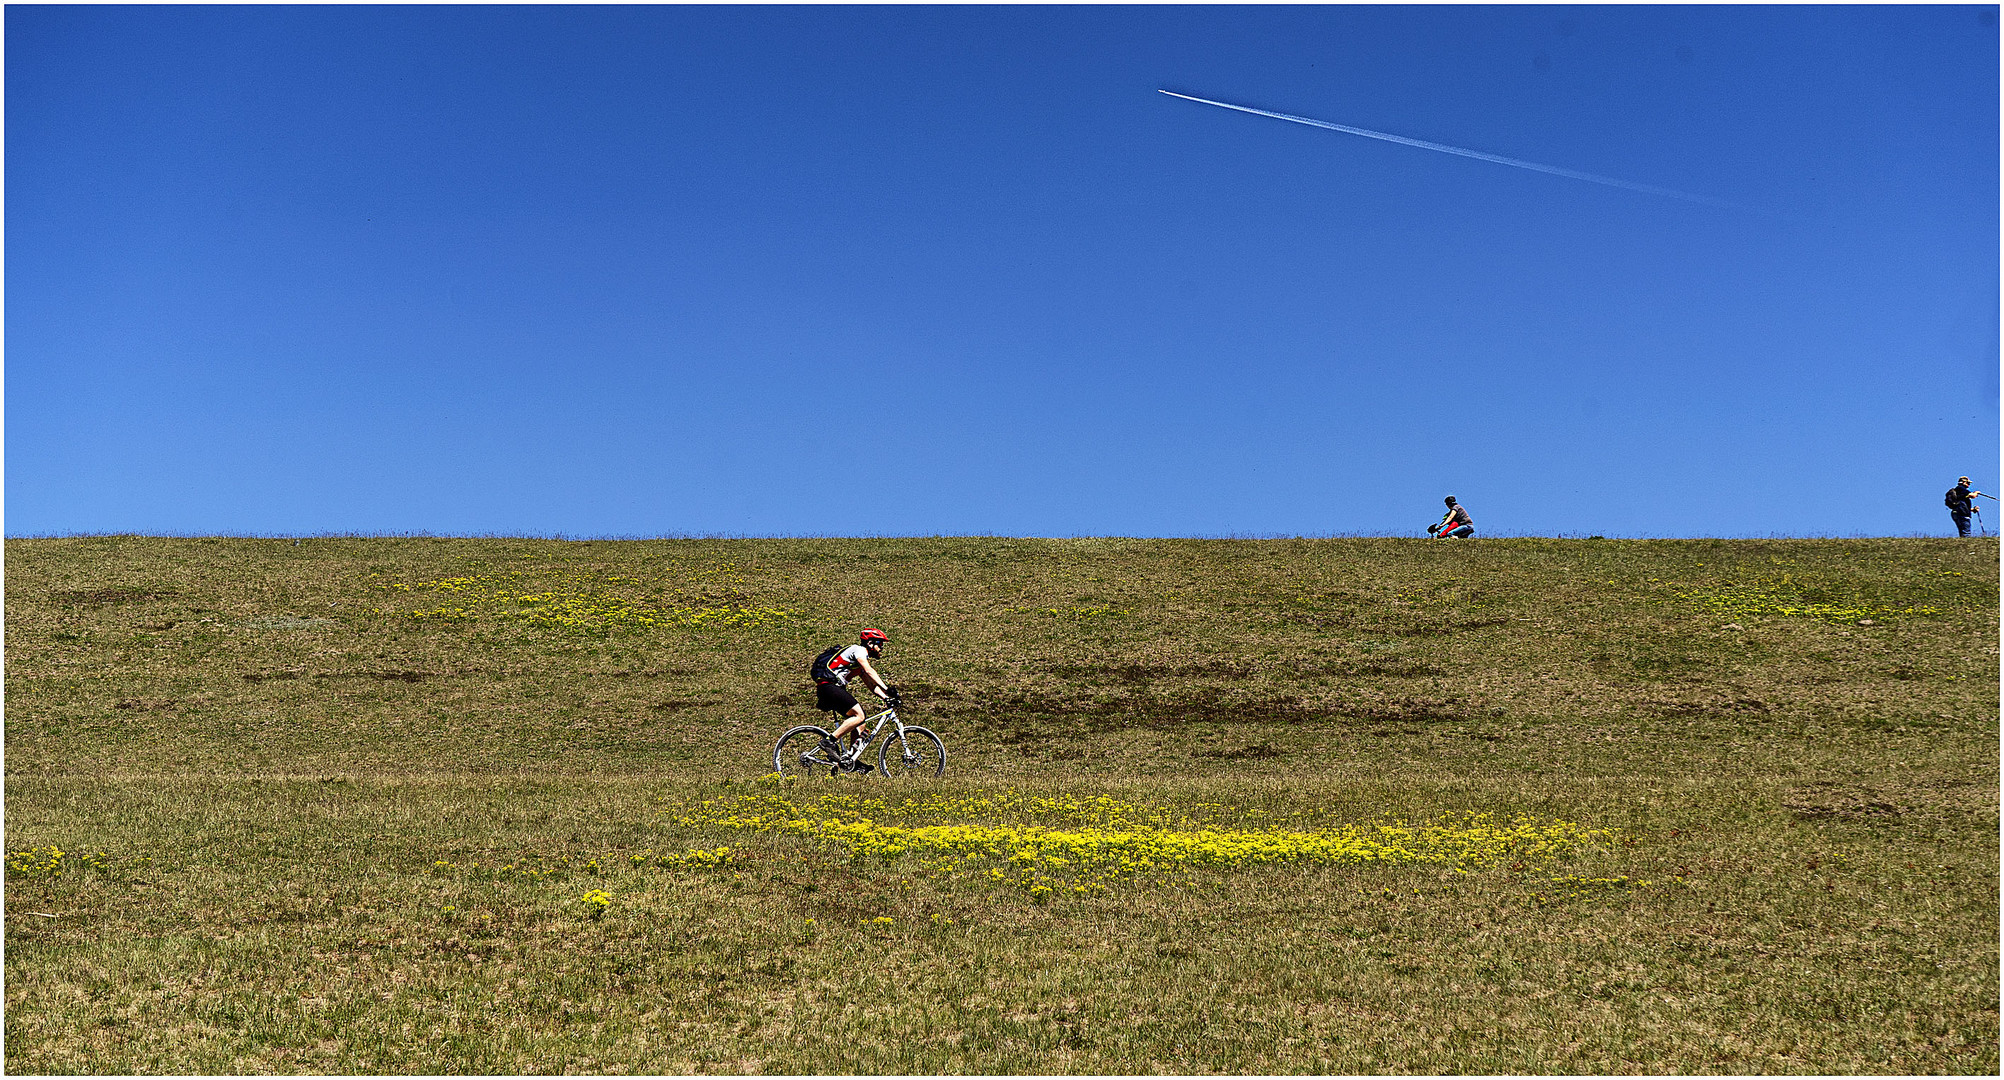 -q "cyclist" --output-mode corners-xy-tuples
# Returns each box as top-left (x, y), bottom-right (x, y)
(1428, 496), (1475, 539)
(811, 629), (893, 770)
